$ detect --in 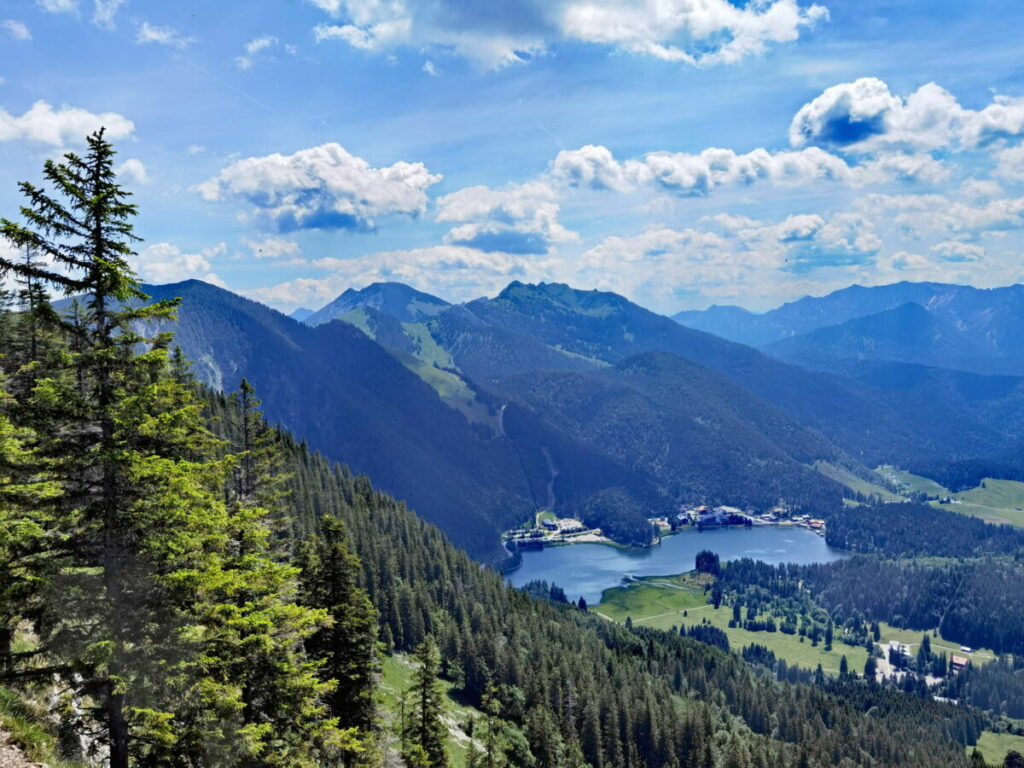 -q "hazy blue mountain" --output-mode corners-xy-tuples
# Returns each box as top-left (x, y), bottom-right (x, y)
(462, 281), (1013, 468)
(767, 302), (995, 371)
(760, 289), (1024, 375)
(306, 281), (450, 327)
(288, 307), (315, 322)
(676, 282), (1024, 376)
(674, 282), (962, 345)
